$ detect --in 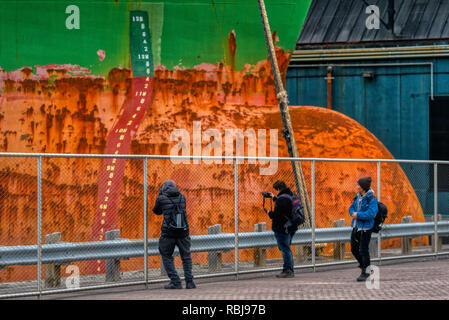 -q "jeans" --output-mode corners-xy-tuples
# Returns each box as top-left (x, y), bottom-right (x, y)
(274, 230), (296, 272)
(159, 236), (193, 285)
(350, 228), (372, 272)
